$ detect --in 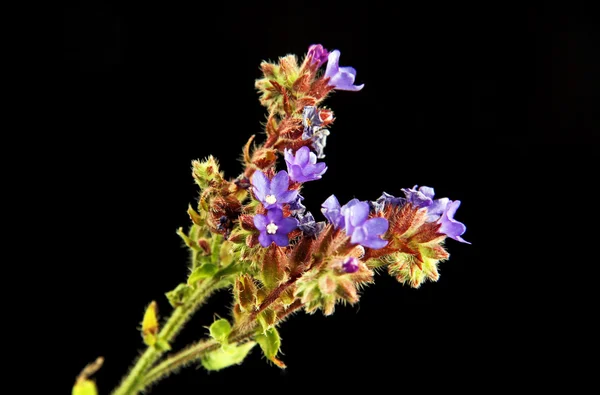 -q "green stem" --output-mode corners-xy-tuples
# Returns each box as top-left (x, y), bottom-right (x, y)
(112, 277), (219, 395)
(142, 300), (306, 390)
(142, 325), (259, 390)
